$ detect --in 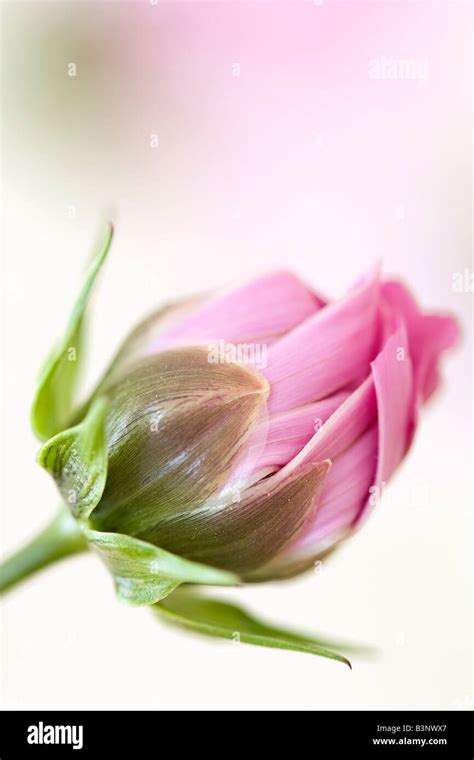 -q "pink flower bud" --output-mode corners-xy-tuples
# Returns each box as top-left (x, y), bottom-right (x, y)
(87, 268), (458, 579)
